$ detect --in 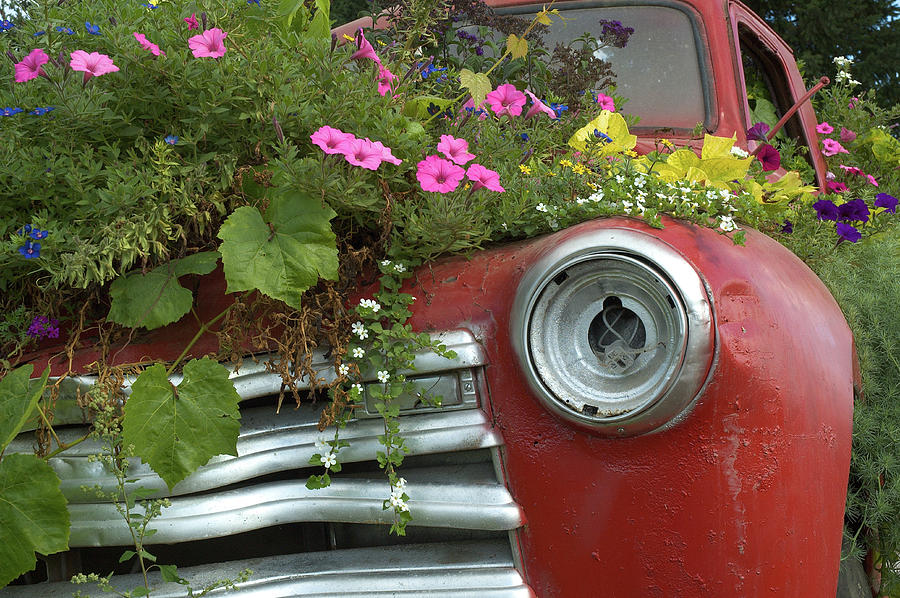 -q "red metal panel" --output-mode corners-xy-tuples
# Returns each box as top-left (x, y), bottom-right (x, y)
(405, 216), (853, 596)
